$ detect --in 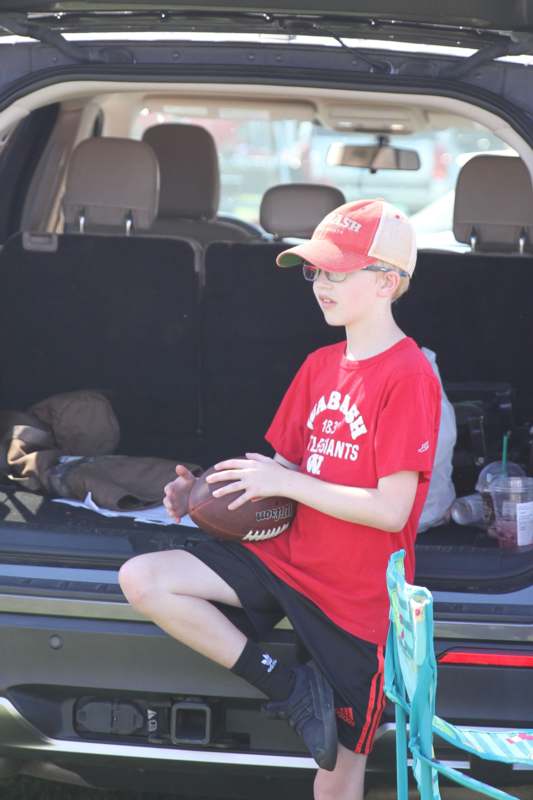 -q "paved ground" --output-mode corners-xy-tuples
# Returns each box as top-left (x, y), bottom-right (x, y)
(1, 777), (128, 800)
(0, 778), (159, 800)
(2, 775), (533, 799)
(367, 785), (533, 800)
